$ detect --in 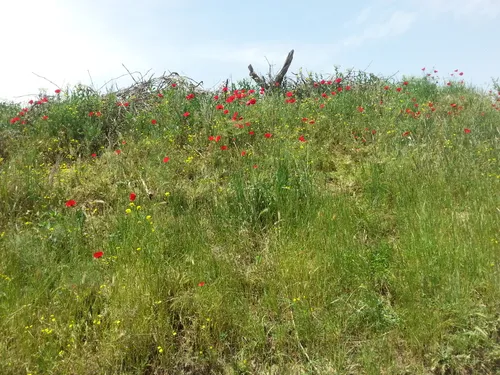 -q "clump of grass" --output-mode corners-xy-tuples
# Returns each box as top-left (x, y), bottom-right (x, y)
(0, 69), (499, 374)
